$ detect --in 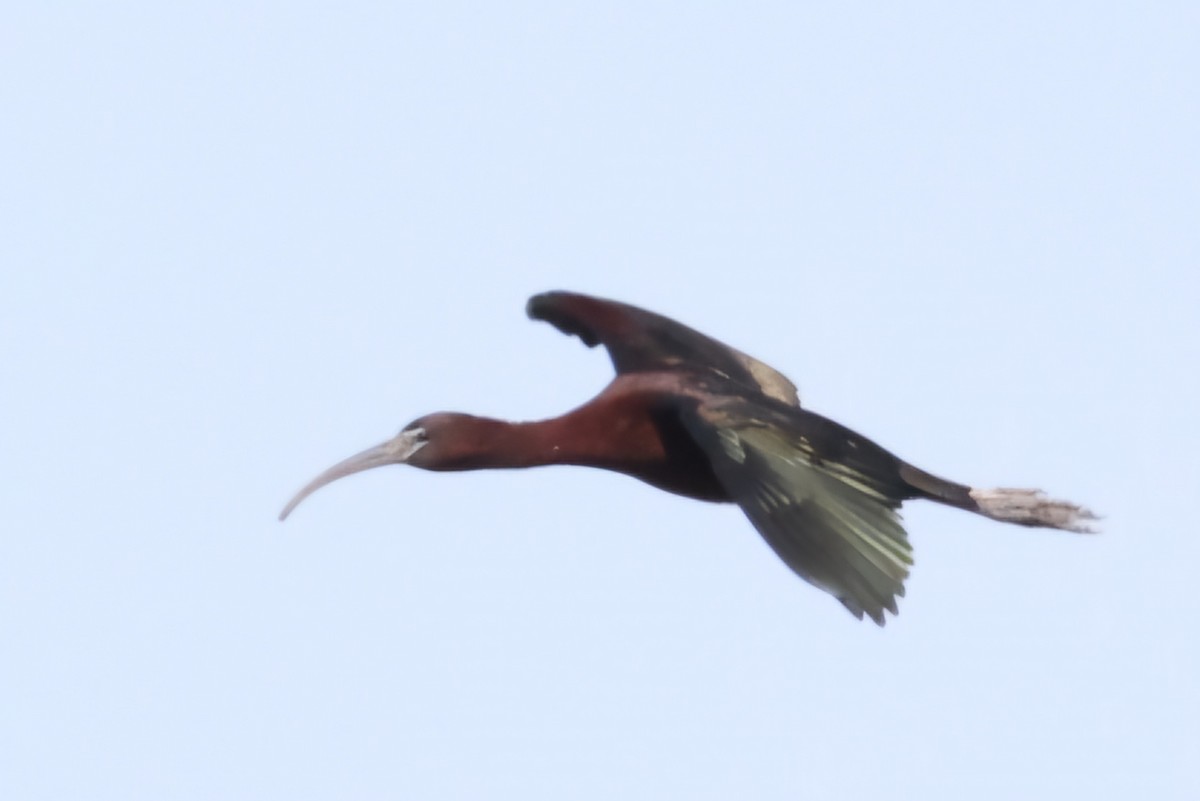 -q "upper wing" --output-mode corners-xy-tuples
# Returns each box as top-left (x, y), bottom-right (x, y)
(527, 291), (800, 406)
(680, 400), (914, 625)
